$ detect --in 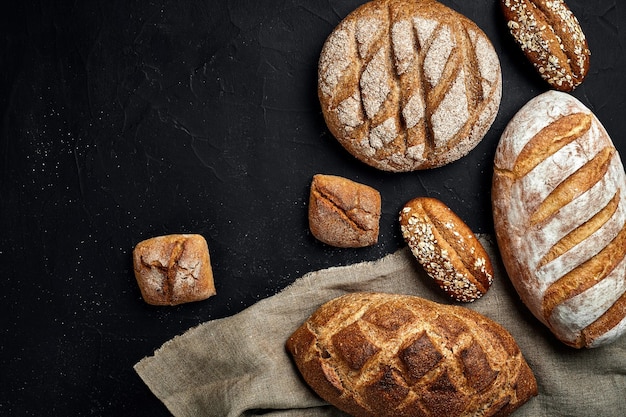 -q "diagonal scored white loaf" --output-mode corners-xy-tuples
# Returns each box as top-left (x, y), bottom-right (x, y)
(492, 90), (626, 348)
(318, 0), (502, 172)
